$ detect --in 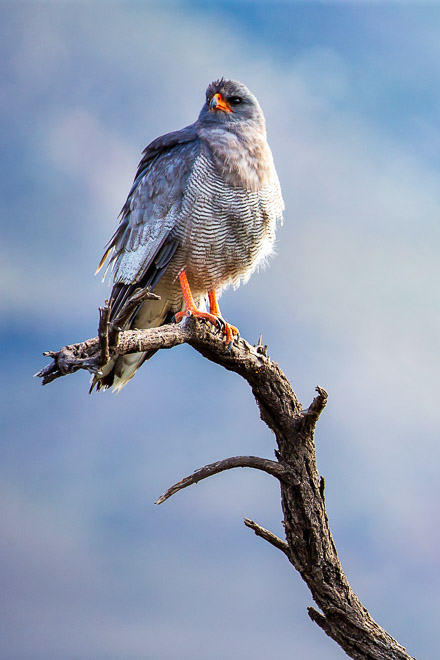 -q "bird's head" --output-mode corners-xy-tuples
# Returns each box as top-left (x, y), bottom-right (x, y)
(198, 78), (265, 131)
